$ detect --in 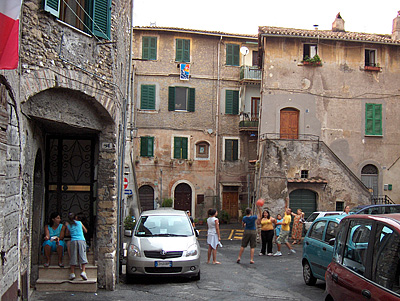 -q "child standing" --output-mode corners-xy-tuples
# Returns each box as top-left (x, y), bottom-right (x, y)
(275, 214), (283, 242)
(66, 212), (88, 280)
